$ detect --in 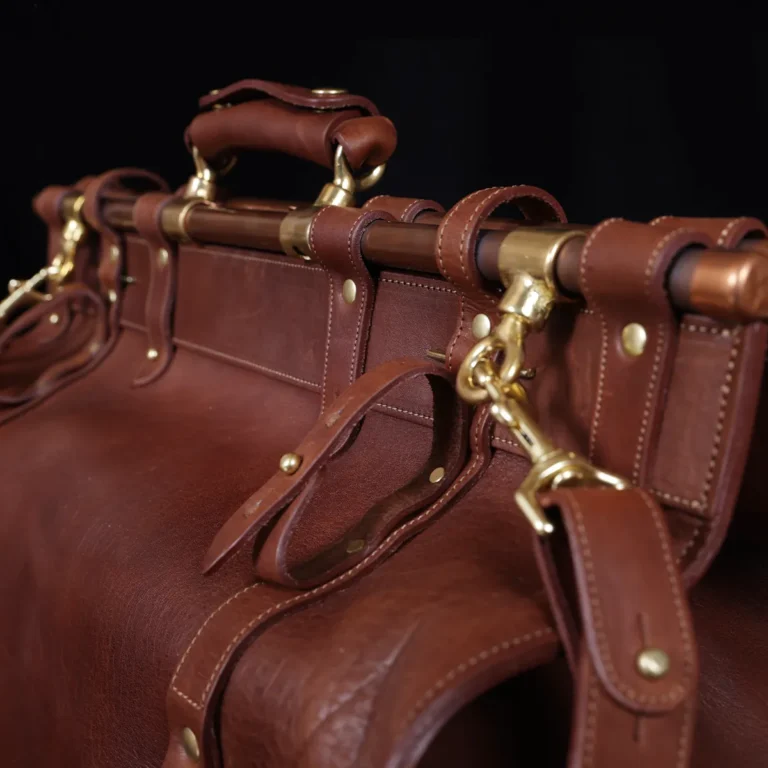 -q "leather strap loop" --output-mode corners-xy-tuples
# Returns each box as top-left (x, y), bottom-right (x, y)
(164, 404), (493, 768)
(435, 185), (565, 372)
(203, 358), (469, 581)
(308, 206), (394, 410)
(651, 215), (767, 247)
(579, 220), (714, 484)
(132, 192), (178, 386)
(362, 194), (444, 222)
(536, 488), (698, 767)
